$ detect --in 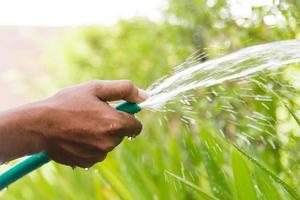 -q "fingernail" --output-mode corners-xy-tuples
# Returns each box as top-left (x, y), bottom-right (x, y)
(138, 89), (149, 101)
